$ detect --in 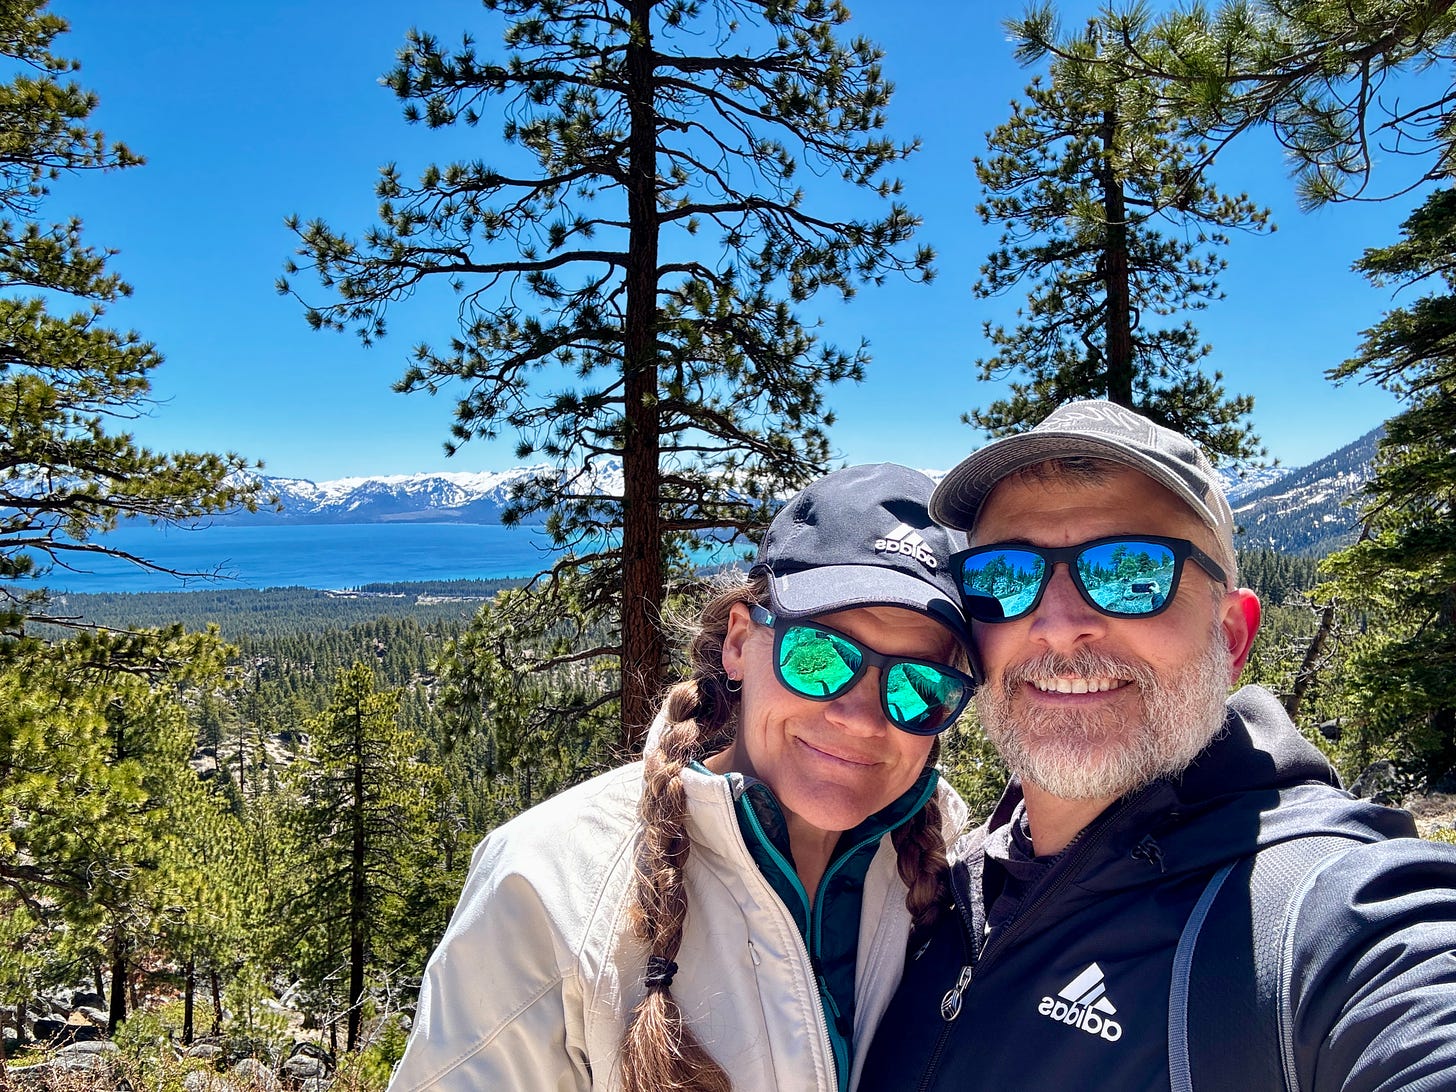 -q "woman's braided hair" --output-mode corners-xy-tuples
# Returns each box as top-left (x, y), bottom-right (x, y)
(618, 572), (954, 1091)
